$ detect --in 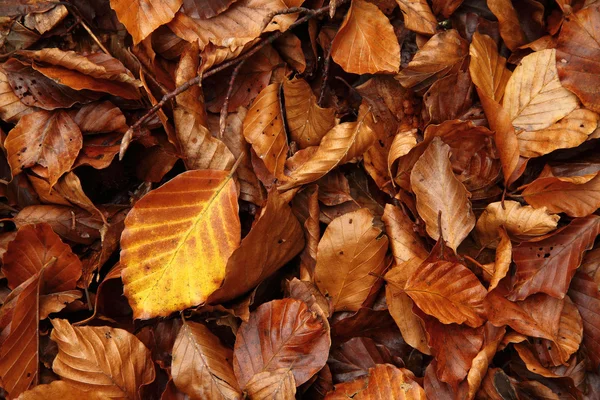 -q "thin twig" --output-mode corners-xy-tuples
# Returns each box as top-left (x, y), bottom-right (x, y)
(119, 1), (347, 159)
(318, 51), (331, 107)
(219, 59), (246, 139)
